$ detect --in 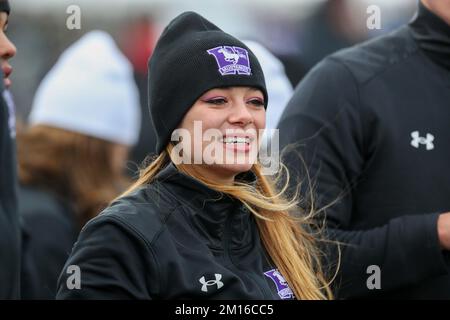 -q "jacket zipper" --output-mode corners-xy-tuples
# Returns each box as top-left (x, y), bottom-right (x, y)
(223, 209), (274, 299)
